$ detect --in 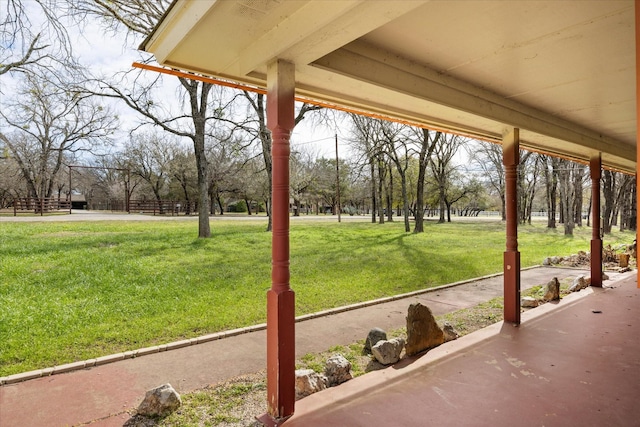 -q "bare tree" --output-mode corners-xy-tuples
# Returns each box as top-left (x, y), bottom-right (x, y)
(290, 148), (319, 216)
(468, 141), (505, 220)
(412, 128), (441, 233)
(619, 177), (636, 232)
(517, 151), (542, 225)
(602, 170), (634, 234)
(0, 73), (116, 199)
(207, 142), (237, 215)
(349, 114), (383, 223)
(540, 155), (560, 228)
(238, 93), (322, 231)
(1, 0), (77, 167)
(71, 0), (225, 237)
(0, 154), (24, 206)
(1, 0), (73, 77)
(430, 133), (464, 223)
(122, 131), (176, 210)
(168, 145), (197, 215)
(379, 122), (413, 231)
(556, 159), (581, 235)
(233, 155), (268, 216)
